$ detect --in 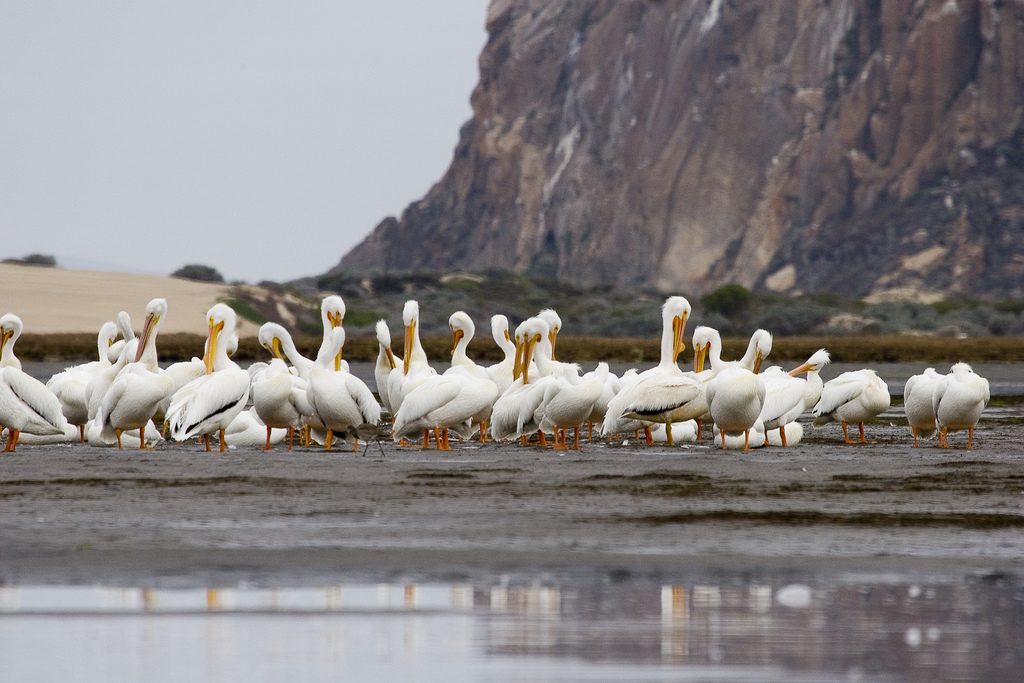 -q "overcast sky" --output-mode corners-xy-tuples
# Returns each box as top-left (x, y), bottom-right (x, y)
(1, 1), (488, 282)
